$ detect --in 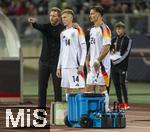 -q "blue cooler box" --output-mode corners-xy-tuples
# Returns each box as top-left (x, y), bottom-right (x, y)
(65, 93), (105, 128)
(64, 93), (126, 128)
